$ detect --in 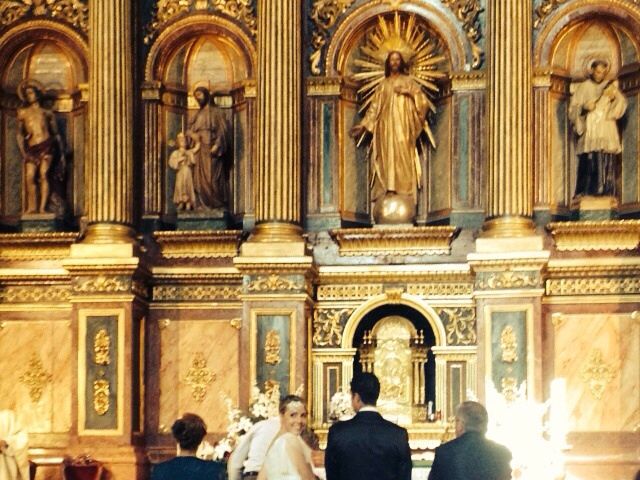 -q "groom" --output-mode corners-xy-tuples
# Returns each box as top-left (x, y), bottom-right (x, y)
(325, 372), (412, 480)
